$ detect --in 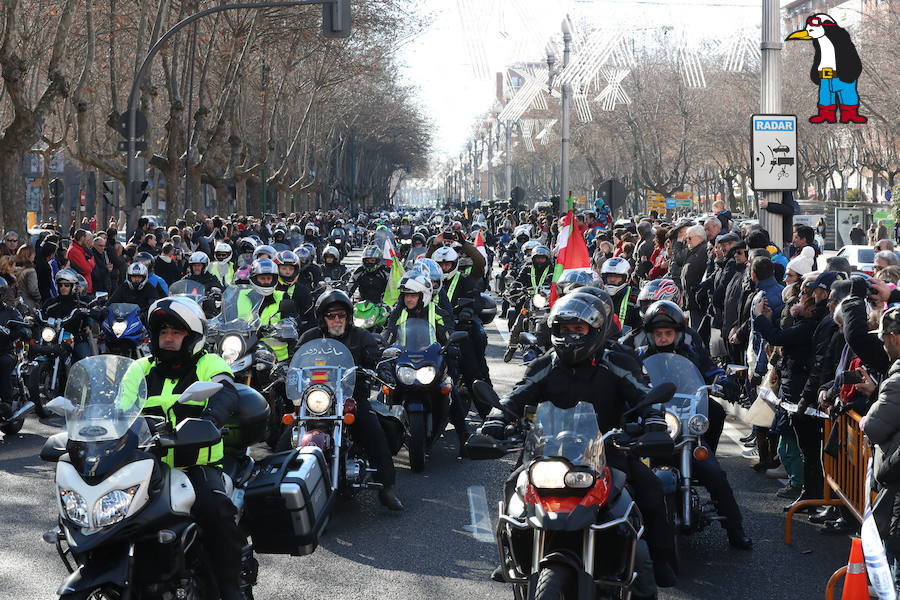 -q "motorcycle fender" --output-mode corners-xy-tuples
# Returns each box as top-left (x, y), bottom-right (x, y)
(56, 552), (128, 597)
(525, 551), (595, 600)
